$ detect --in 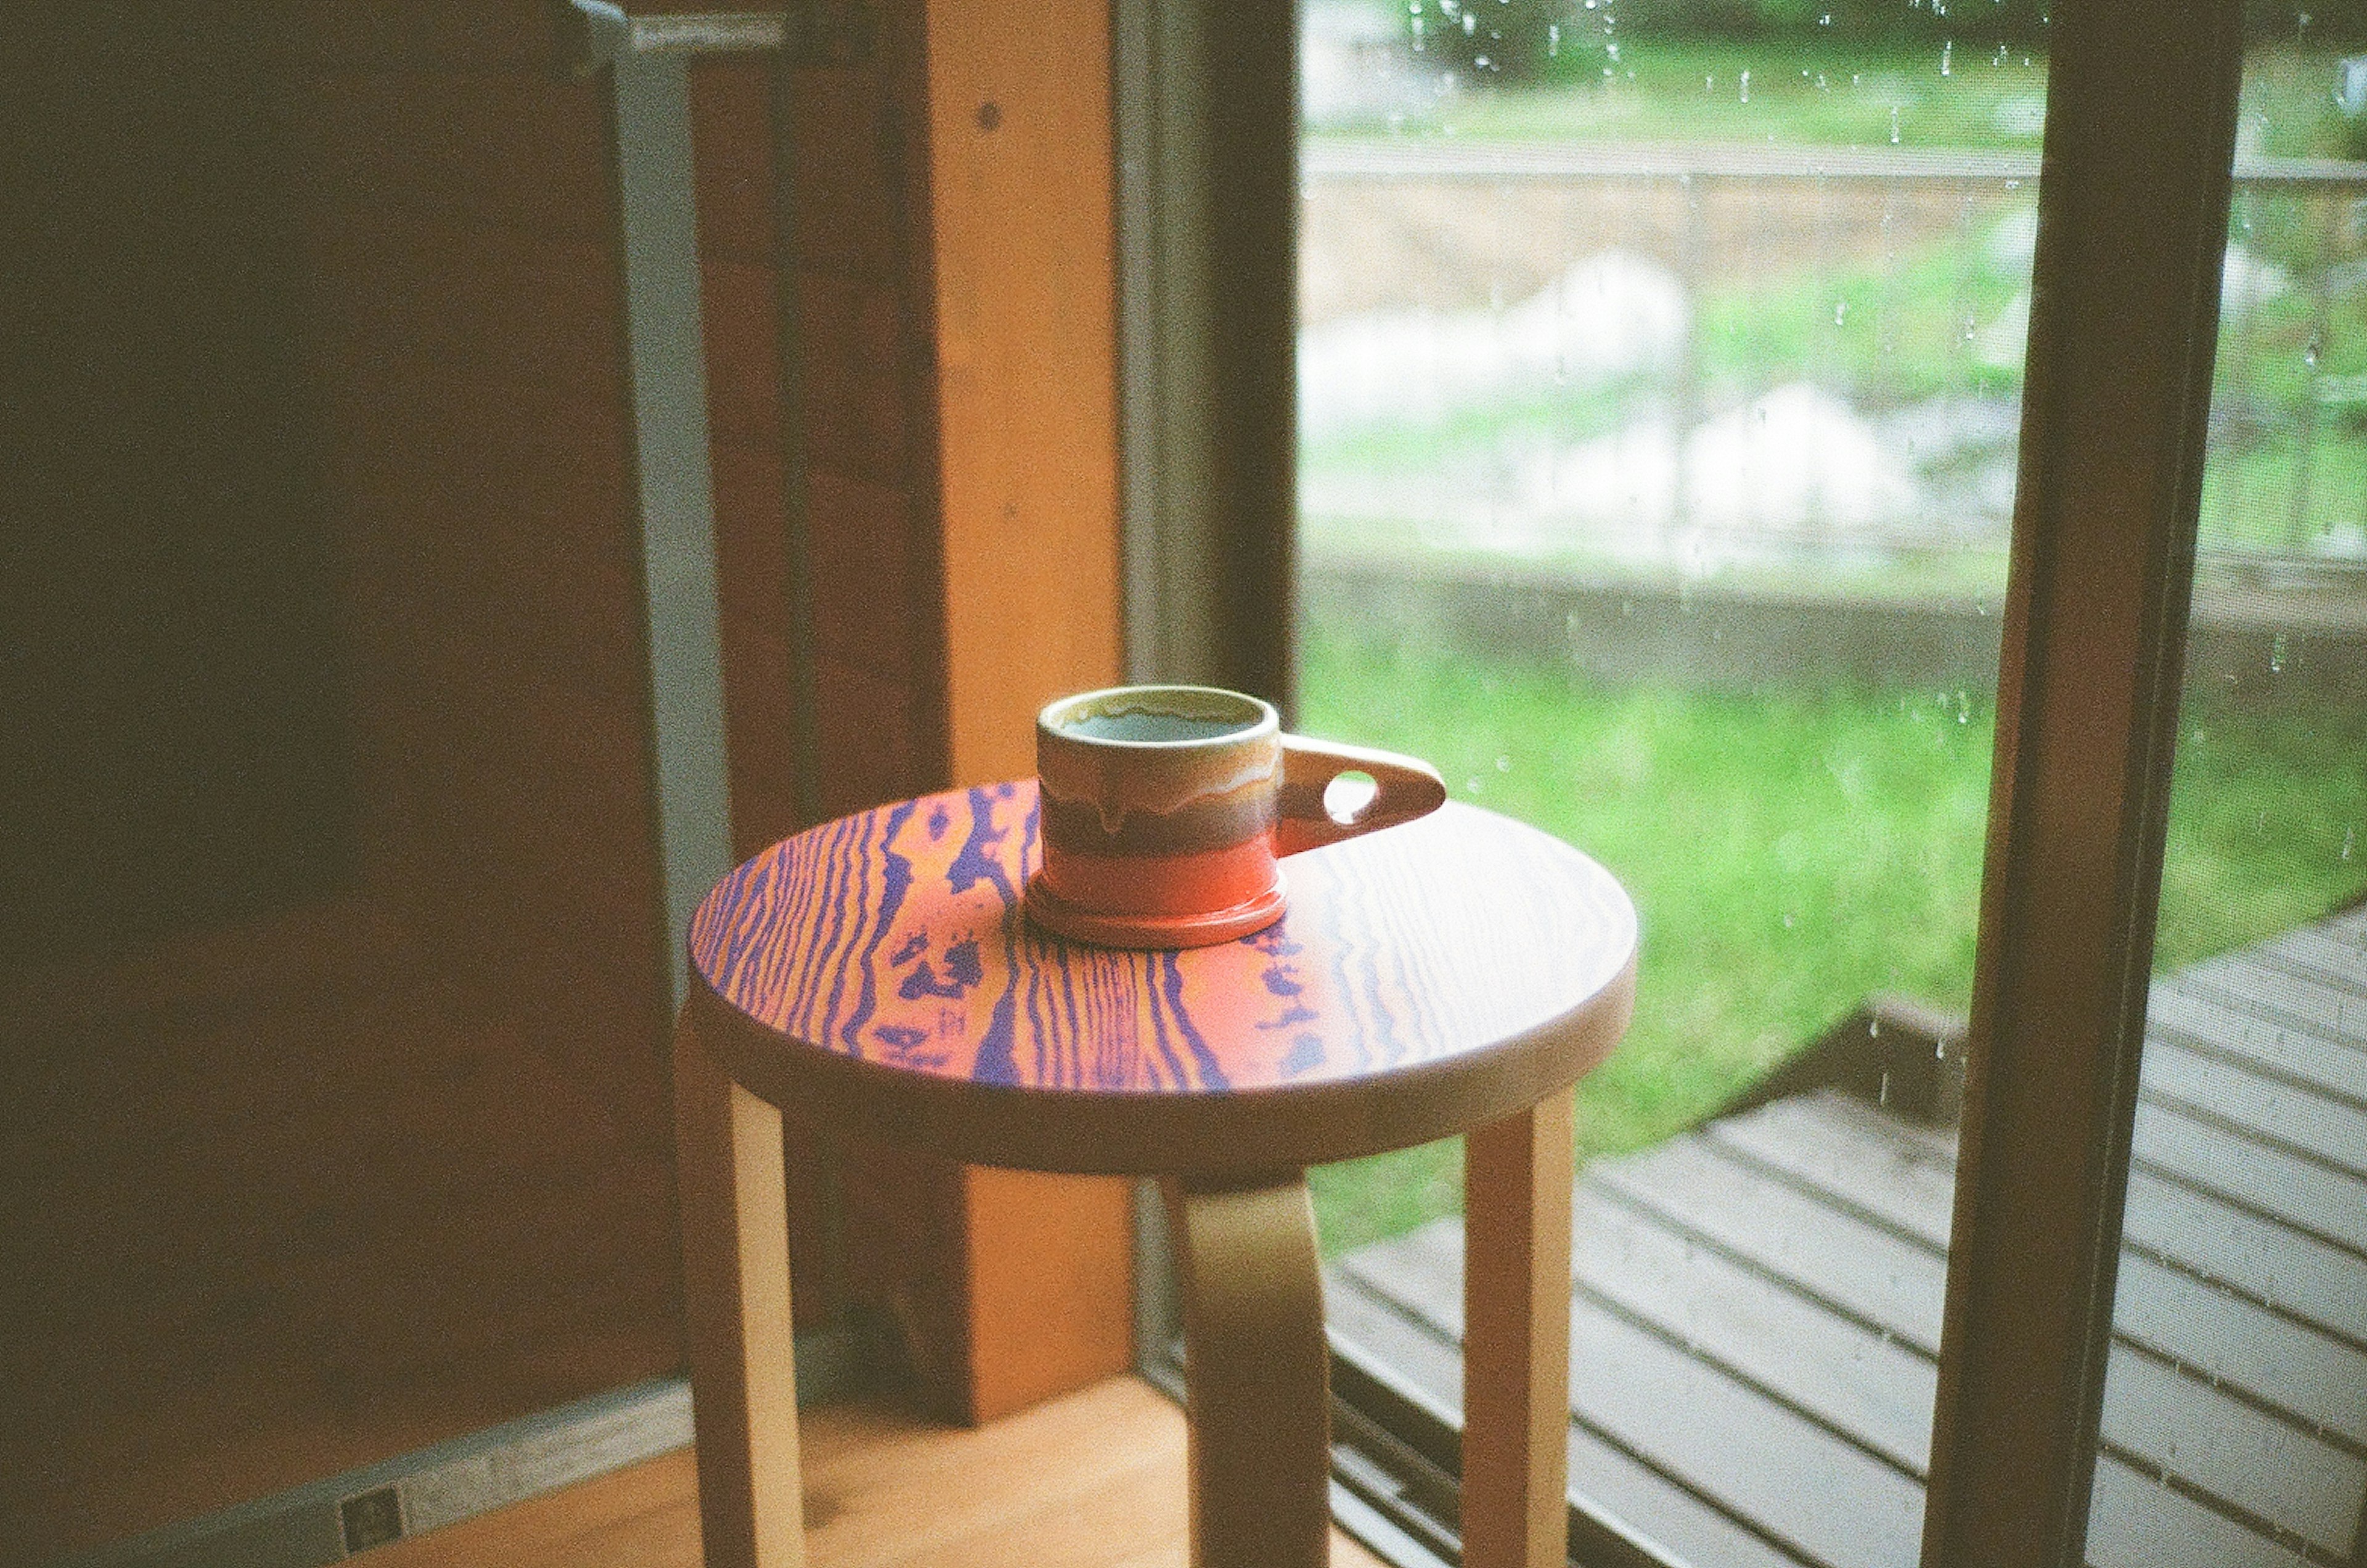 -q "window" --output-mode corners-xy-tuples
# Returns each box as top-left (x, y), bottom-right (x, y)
(1122, 2), (2363, 1563)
